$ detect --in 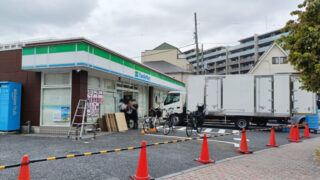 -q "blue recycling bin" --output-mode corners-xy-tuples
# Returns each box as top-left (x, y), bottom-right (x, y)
(305, 108), (319, 129)
(0, 81), (22, 131)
